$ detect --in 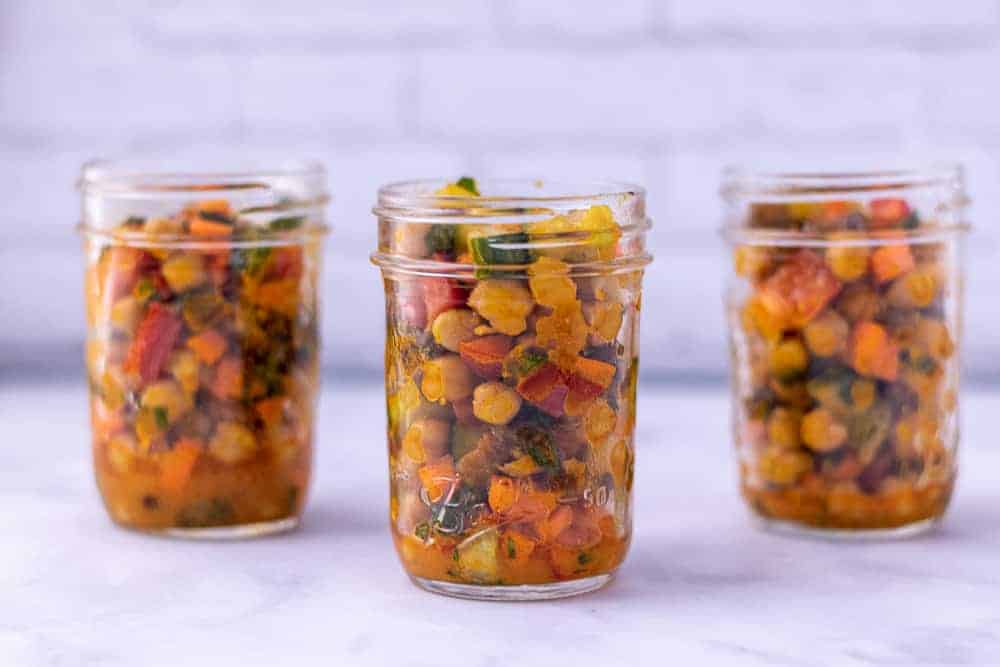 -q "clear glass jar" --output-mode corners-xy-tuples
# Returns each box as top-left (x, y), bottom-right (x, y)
(78, 160), (328, 537)
(372, 178), (652, 599)
(721, 166), (969, 537)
